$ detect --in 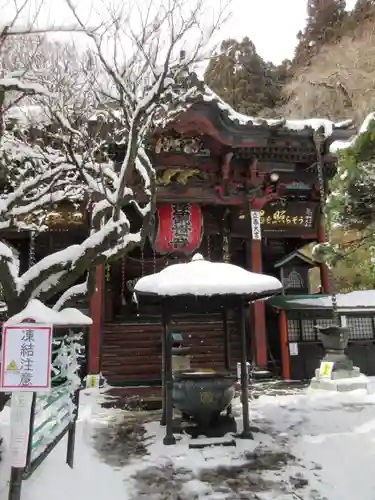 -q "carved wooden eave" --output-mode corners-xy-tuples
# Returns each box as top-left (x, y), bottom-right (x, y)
(157, 100), (356, 154)
(154, 71), (357, 156)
